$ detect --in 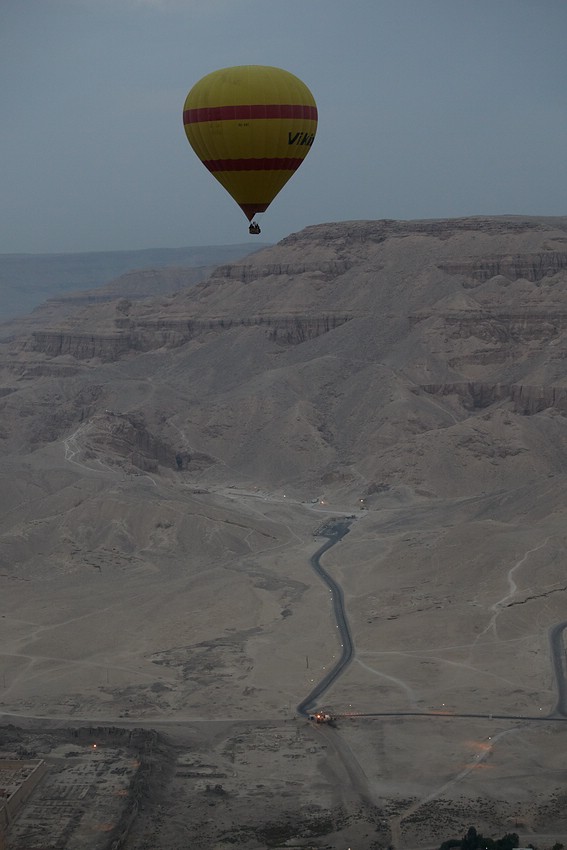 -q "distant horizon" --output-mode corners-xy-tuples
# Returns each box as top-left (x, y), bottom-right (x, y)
(0, 241), (262, 321)
(3, 211), (567, 259)
(0, 241), (270, 259)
